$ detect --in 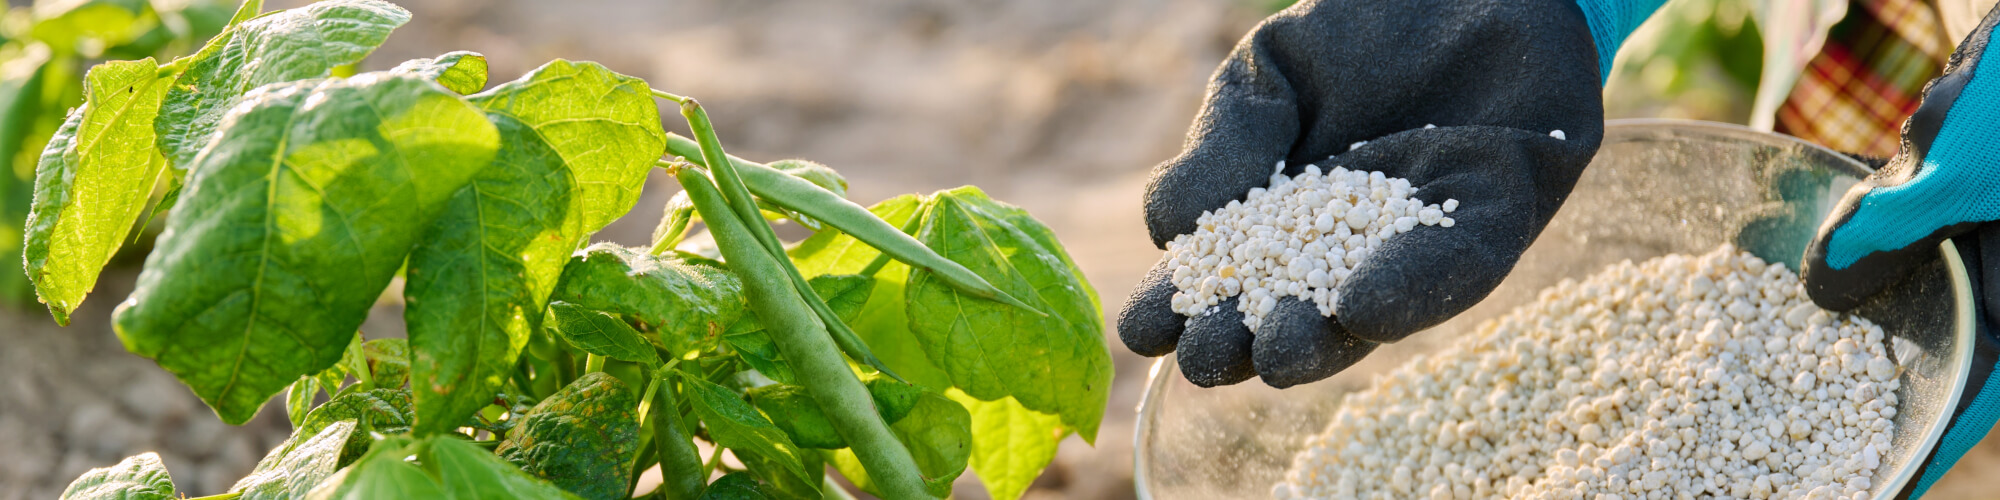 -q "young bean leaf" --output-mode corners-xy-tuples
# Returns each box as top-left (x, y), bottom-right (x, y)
(550, 243), (746, 354)
(389, 51), (488, 95)
(495, 372), (642, 500)
(294, 389), (413, 468)
(111, 73), (499, 425)
(826, 392), (972, 499)
(362, 338), (410, 389)
(948, 390), (1064, 500)
(155, 0), (411, 169)
(302, 437), (443, 500)
(788, 195), (954, 390)
(648, 191), (694, 255)
(23, 58), (172, 325)
(286, 375), (320, 427)
(336, 332), (370, 389)
(547, 302), (661, 367)
(905, 187), (1112, 441)
(420, 436), (584, 500)
(698, 472), (769, 500)
(232, 420), (358, 500)
(405, 60), (666, 436)
(679, 374), (814, 492)
(58, 452), (176, 500)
